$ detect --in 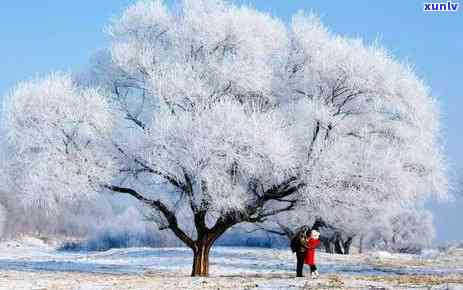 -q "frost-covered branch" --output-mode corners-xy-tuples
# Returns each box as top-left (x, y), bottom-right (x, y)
(105, 185), (195, 248)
